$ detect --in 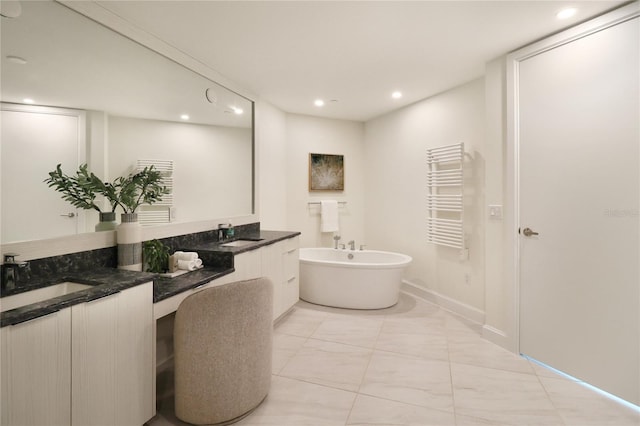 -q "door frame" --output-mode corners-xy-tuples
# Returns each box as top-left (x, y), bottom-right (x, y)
(504, 2), (640, 354)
